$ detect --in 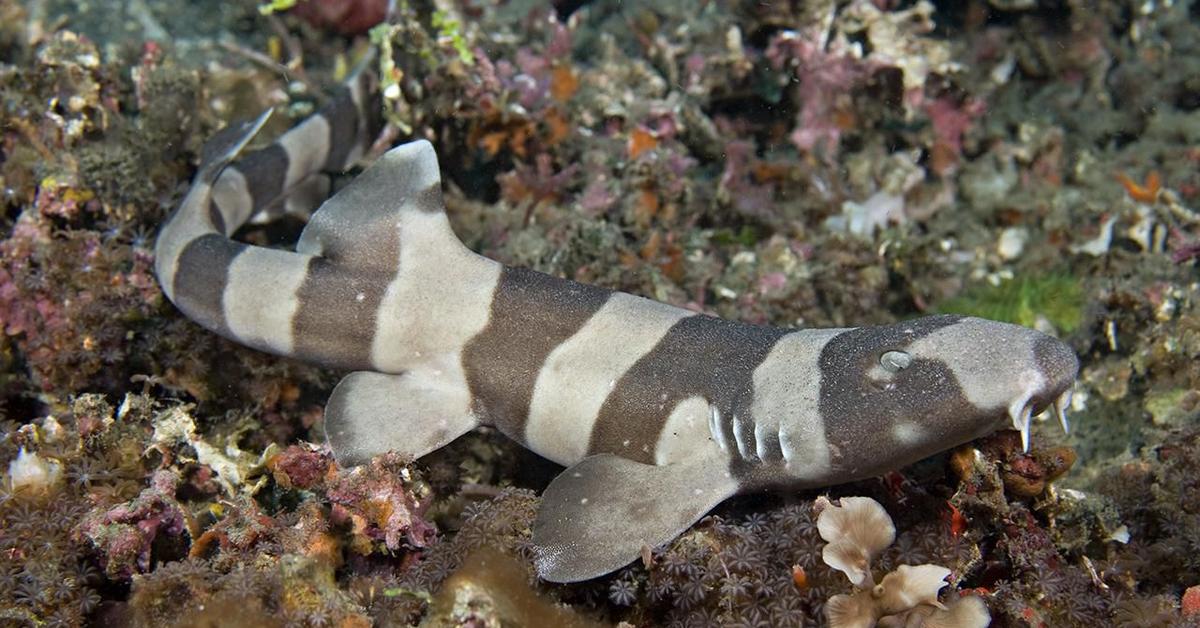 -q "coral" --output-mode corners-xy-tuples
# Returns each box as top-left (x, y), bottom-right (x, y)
(816, 495), (896, 587)
(359, 488), (542, 624)
(1183, 586), (1200, 618)
(815, 496), (989, 627)
(1111, 594), (1179, 628)
(326, 451), (435, 553)
(885, 595), (991, 628)
(923, 95), (986, 176)
(266, 443), (331, 490)
(522, 484), (990, 626)
(608, 576), (638, 606)
(0, 215), (163, 394)
(78, 470), (189, 578)
(129, 558), (293, 628)
(874, 564), (953, 614)
(0, 394), (148, 625)
(765, 23), (867, 159)
(1094, 425), (1200, 592)
(422, 547), (605, 628)
(955, 431), (1079, 501)
(6, 446), (63, 494)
